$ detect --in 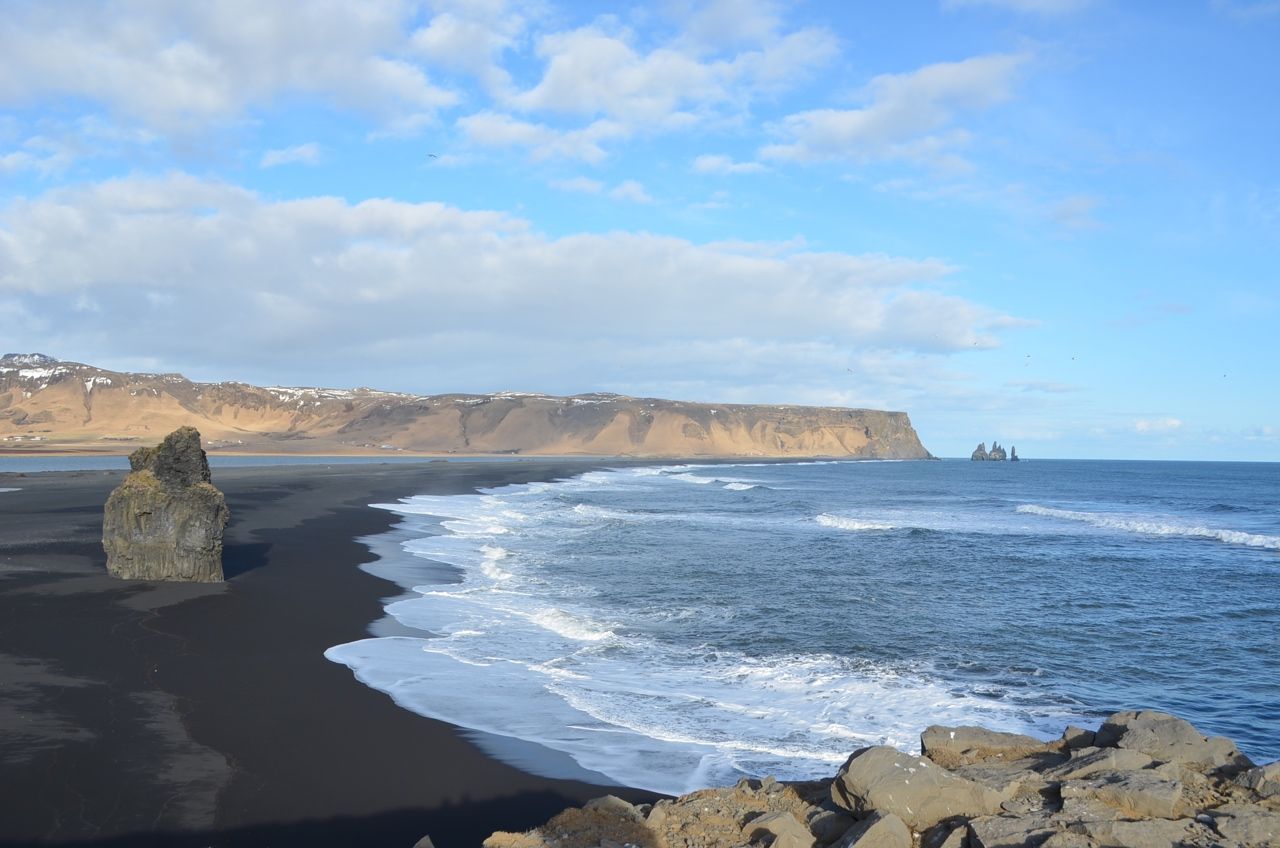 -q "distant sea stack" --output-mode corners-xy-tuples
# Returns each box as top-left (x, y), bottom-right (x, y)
(102, 427), (229, 582)
(0, 354), (933, 459)
(972, 441), (1017, 461)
